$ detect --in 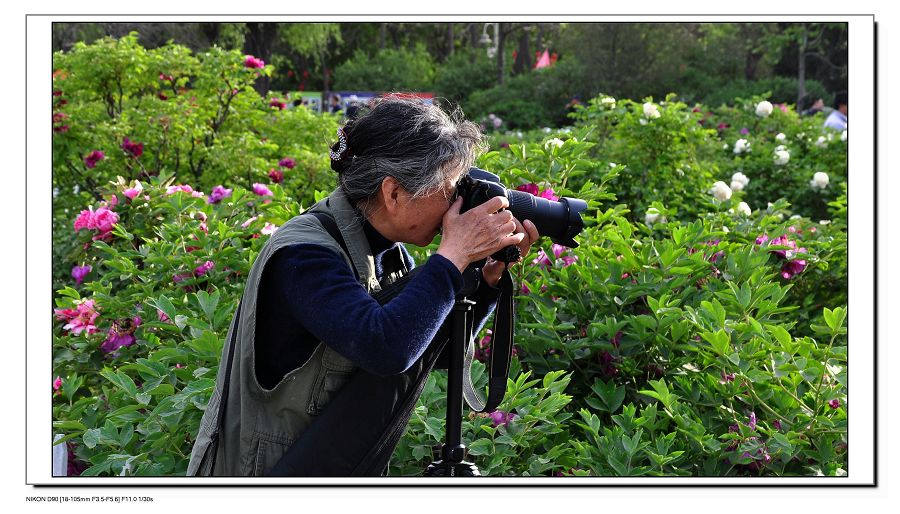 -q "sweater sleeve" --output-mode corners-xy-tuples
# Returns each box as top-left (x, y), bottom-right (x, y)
(268, 243), (464, 376)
